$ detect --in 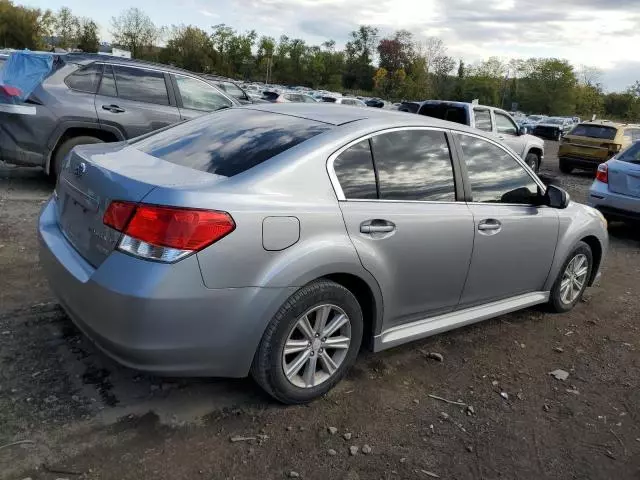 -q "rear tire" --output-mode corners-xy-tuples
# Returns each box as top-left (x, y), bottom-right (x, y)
(559, 159), (573, 174)
(251, 280), (363, 404)
(548, 241), (593, 313)
(51, 136), (103, 180)
(525, 152), (540, 172)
